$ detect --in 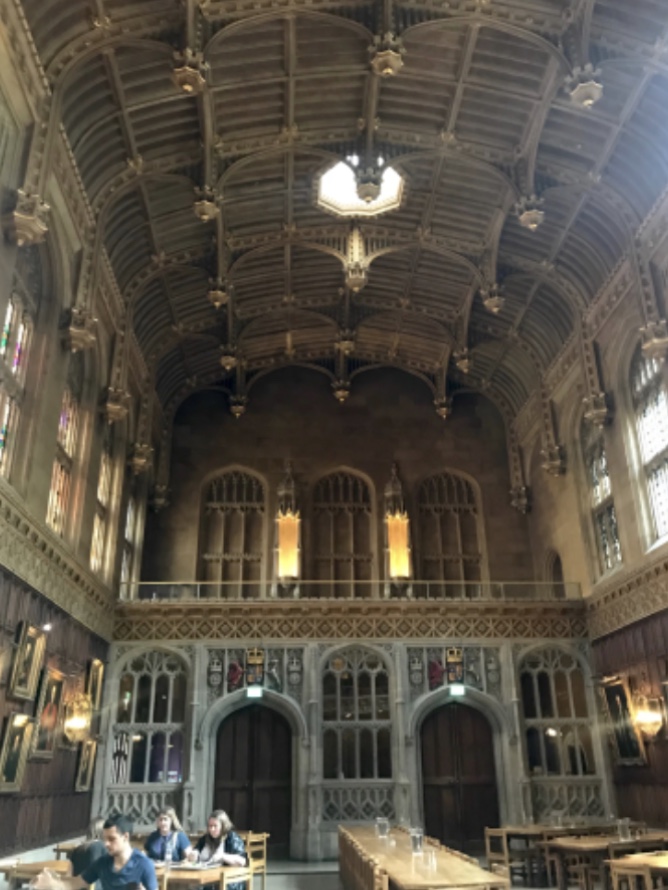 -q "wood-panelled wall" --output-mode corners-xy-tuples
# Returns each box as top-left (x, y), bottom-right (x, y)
(592, 609), (668, 826)
(0, 567), (108, 855)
